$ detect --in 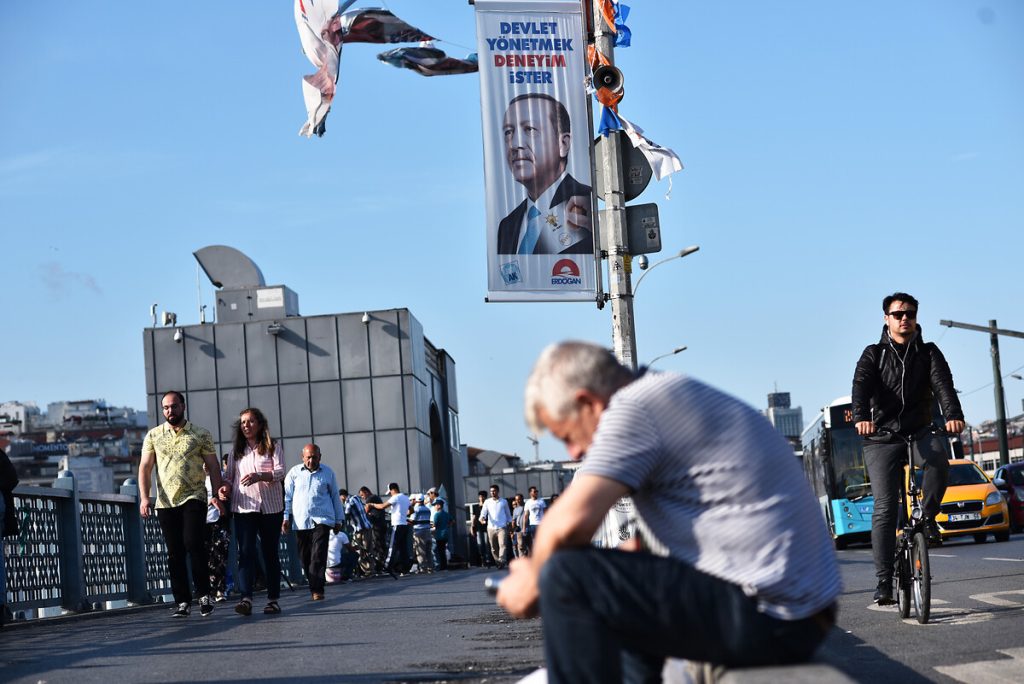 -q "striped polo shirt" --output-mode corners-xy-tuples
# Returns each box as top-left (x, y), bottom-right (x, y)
(225, 442), (285, 514)
(578, 372), (842, 620)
